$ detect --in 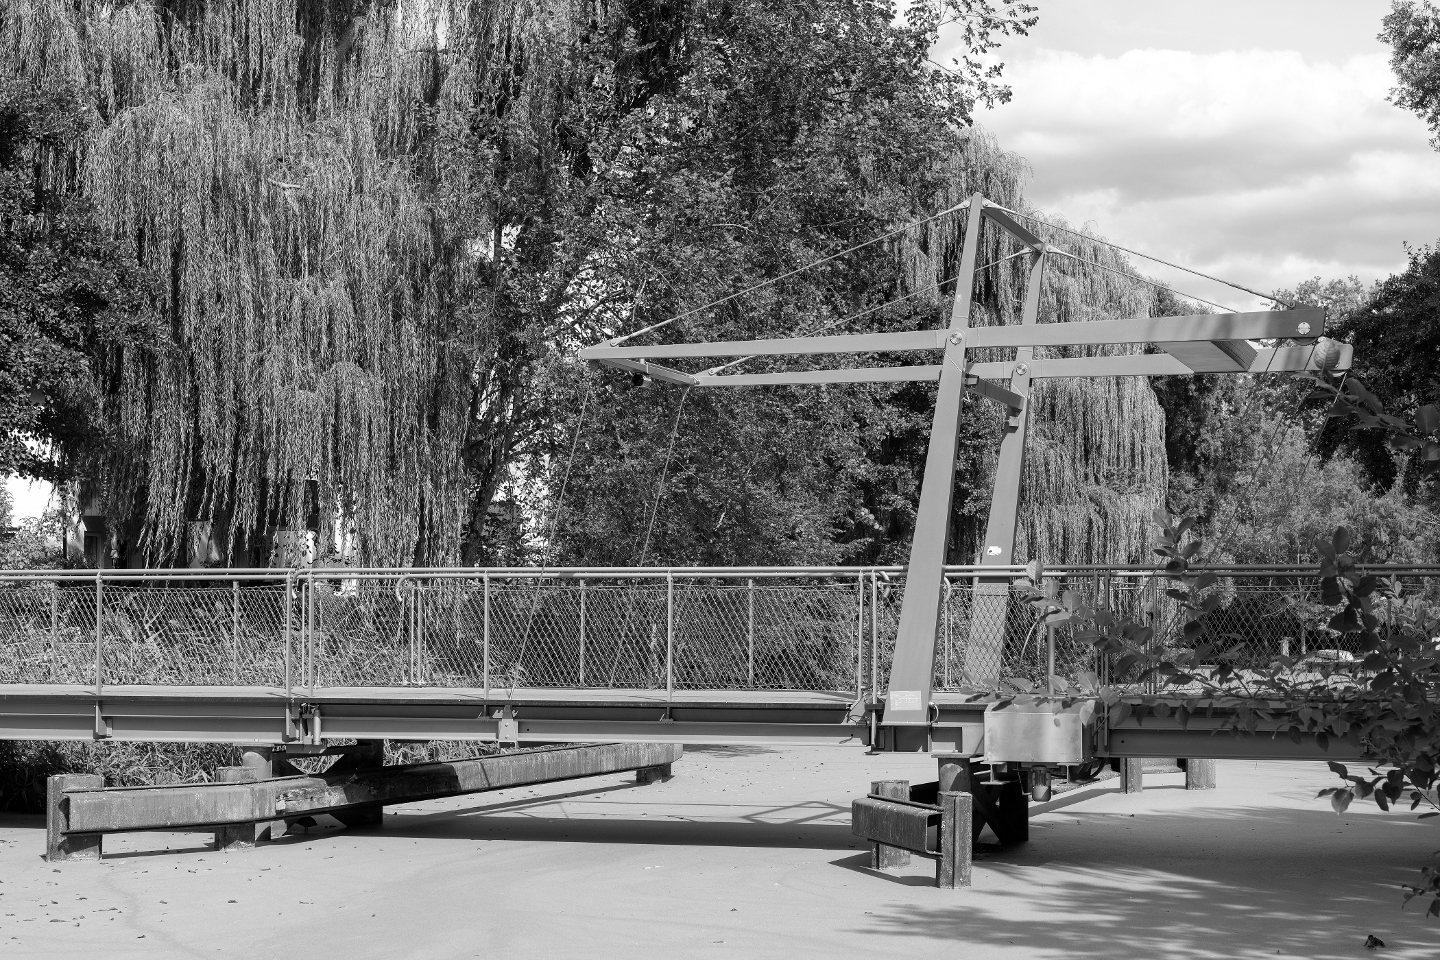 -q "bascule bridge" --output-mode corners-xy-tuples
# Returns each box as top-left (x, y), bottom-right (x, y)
(2, 196), (1371, 878)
